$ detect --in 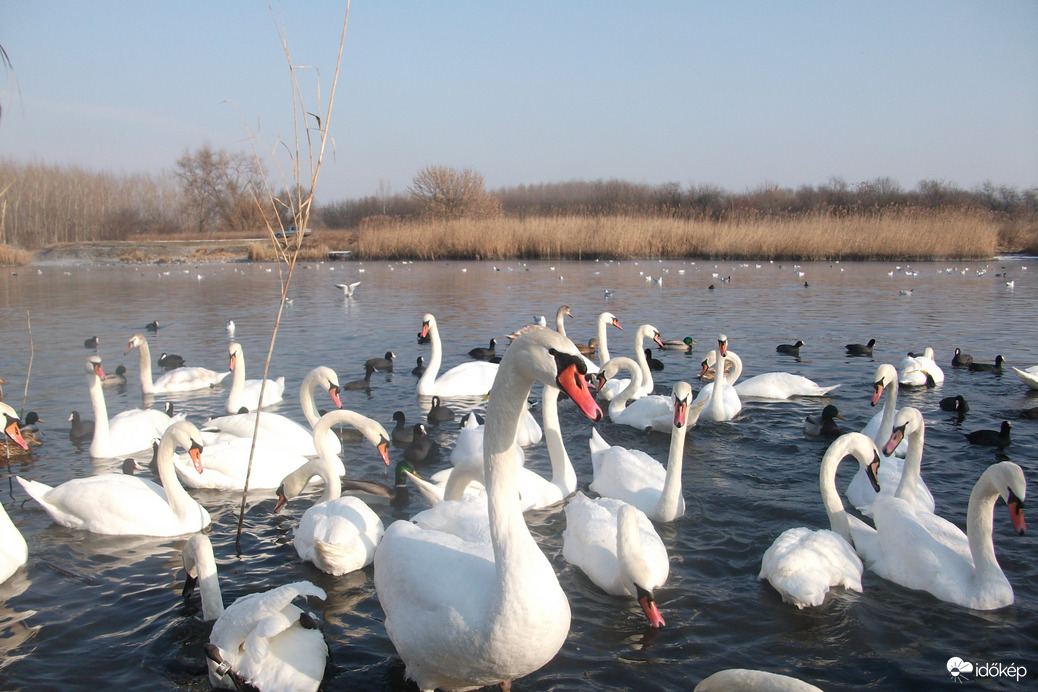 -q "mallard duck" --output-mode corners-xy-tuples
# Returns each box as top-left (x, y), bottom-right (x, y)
(804, 405), (845, 438)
